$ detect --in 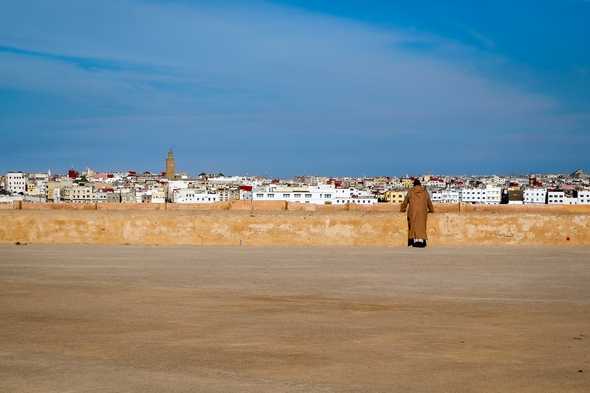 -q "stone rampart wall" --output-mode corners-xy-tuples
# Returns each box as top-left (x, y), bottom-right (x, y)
(3, 200), (590, 214)
(1, 205), (589, 246)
